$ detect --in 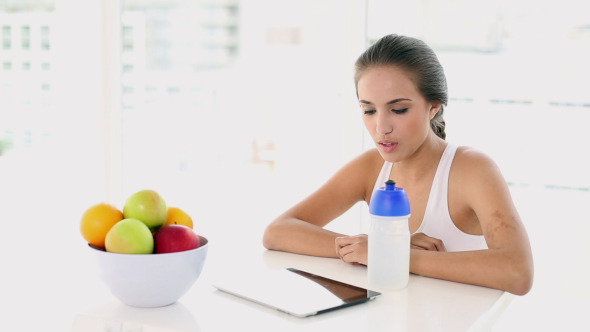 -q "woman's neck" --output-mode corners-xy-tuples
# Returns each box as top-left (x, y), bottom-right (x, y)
(391, 135), (447, 185)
